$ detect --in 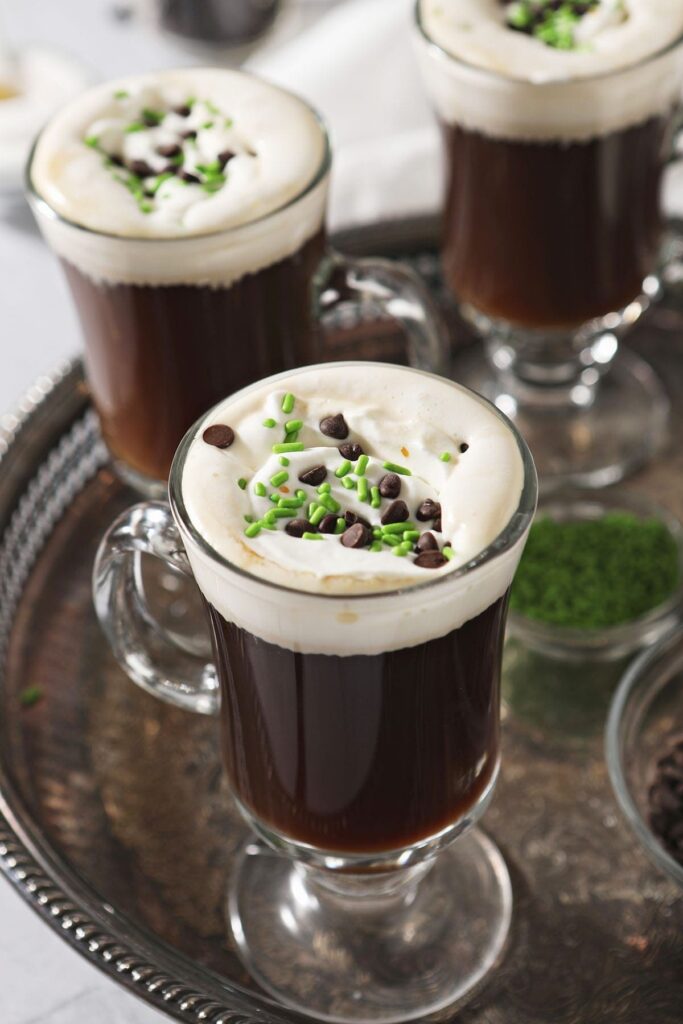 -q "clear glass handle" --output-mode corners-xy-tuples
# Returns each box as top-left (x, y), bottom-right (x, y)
(92, 501), (219, 715)
(314, 250), (448, 374)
